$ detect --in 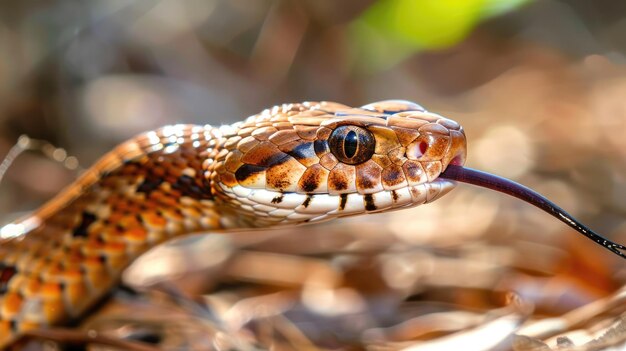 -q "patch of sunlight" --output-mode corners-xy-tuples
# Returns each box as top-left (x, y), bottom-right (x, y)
(349, 0), (533, 71)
